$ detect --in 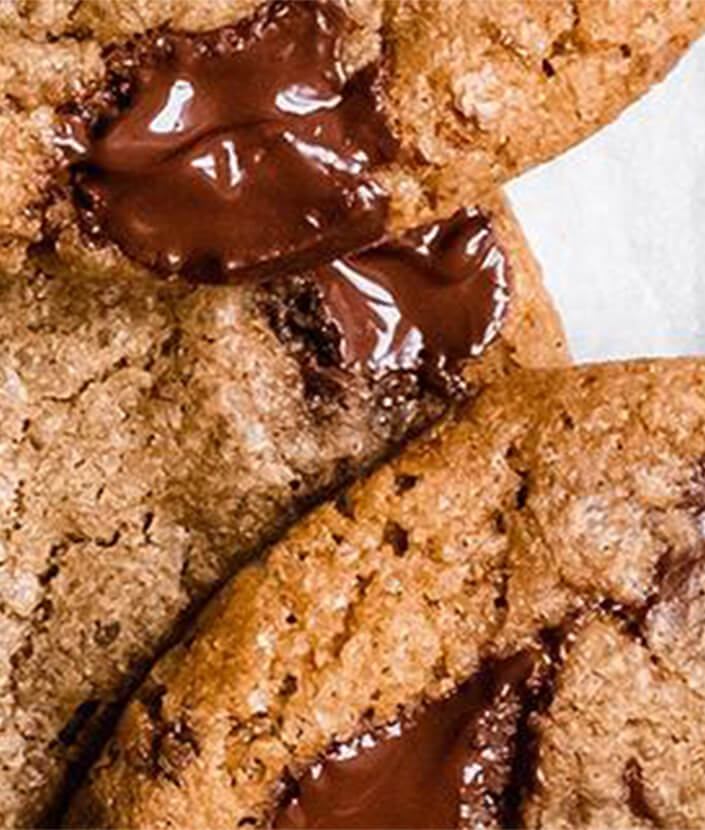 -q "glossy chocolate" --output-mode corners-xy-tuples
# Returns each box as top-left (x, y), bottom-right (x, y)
(313, 208), (511, 375)
(63, 1), (396, 280)
(274, 654), (533, 829)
